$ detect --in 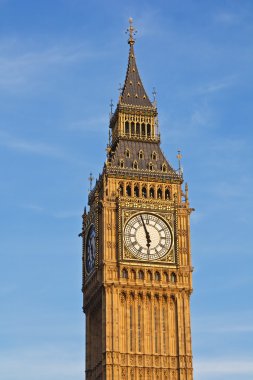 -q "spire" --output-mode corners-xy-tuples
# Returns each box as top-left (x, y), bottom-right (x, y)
(120, 18), (153, 108)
